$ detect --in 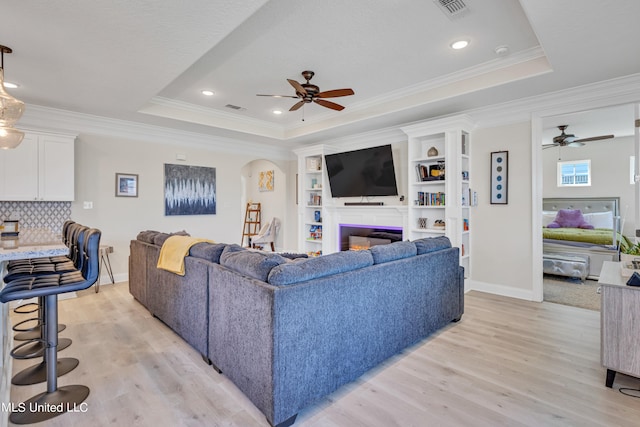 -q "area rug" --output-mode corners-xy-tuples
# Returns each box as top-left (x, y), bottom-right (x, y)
(543, 274), (601, 311)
